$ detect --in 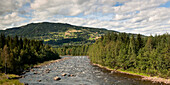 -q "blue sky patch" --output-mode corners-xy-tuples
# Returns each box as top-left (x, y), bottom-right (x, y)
(114, 2), (124, 7)
(160, 1), (170, 8)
